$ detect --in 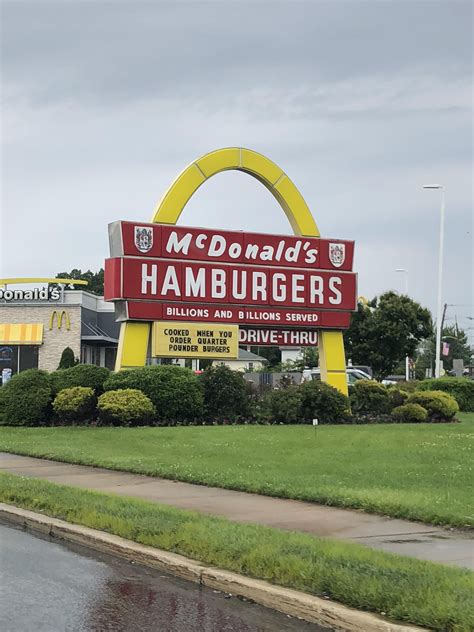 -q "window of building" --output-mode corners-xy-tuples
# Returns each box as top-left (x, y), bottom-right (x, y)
(0, 345), (39, 374)
(81, 345), (99, 366)
(104, 347), (117, 370)
(19, 346), (39, 371)
(0, 346), (18, 374)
